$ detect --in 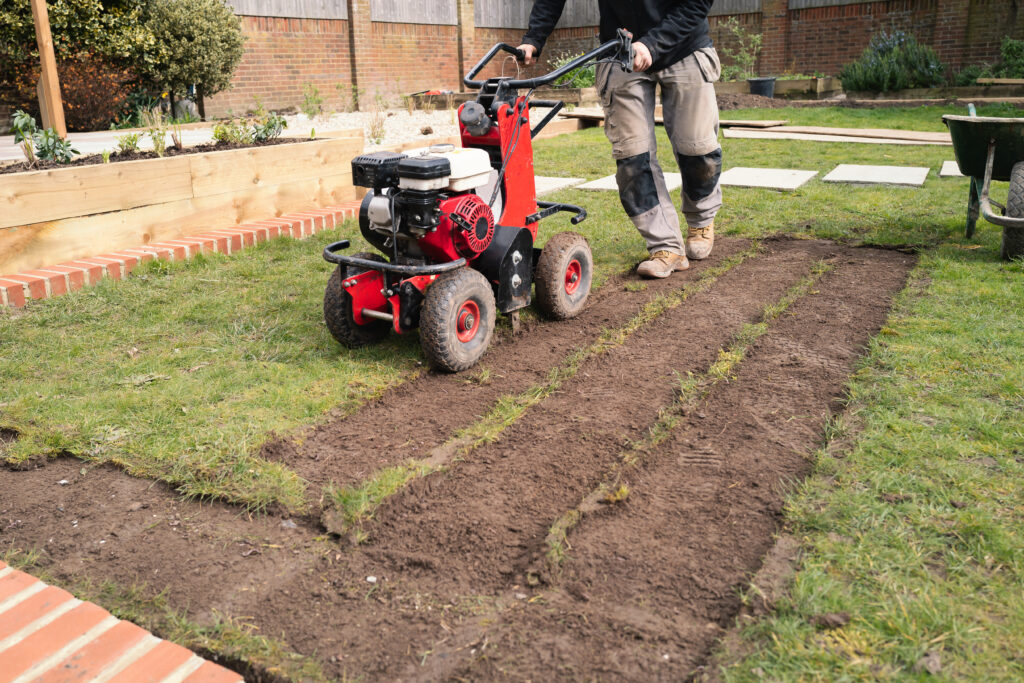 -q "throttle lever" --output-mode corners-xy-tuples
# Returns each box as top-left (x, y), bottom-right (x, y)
(616, 28), (635, 73)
